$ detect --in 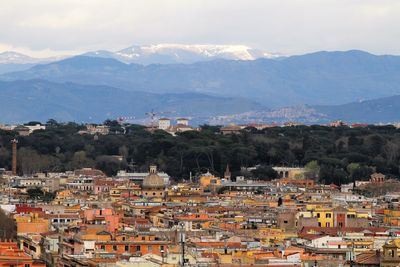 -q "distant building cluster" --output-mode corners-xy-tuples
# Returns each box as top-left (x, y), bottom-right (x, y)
(157, 118), (194, 135)
(1, 161), (400, 266)
(0, 123), (45, 136)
